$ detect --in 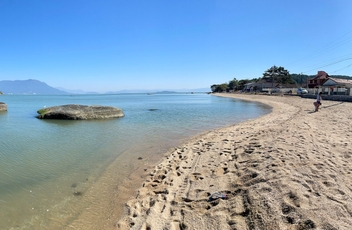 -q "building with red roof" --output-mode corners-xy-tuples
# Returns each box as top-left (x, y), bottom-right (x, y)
(308, 71), (329, 88)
